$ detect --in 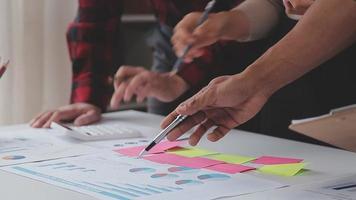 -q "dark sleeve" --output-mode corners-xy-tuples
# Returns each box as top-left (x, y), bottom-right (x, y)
(67, 0), (124, 111)
(176, 47), (216, 89)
